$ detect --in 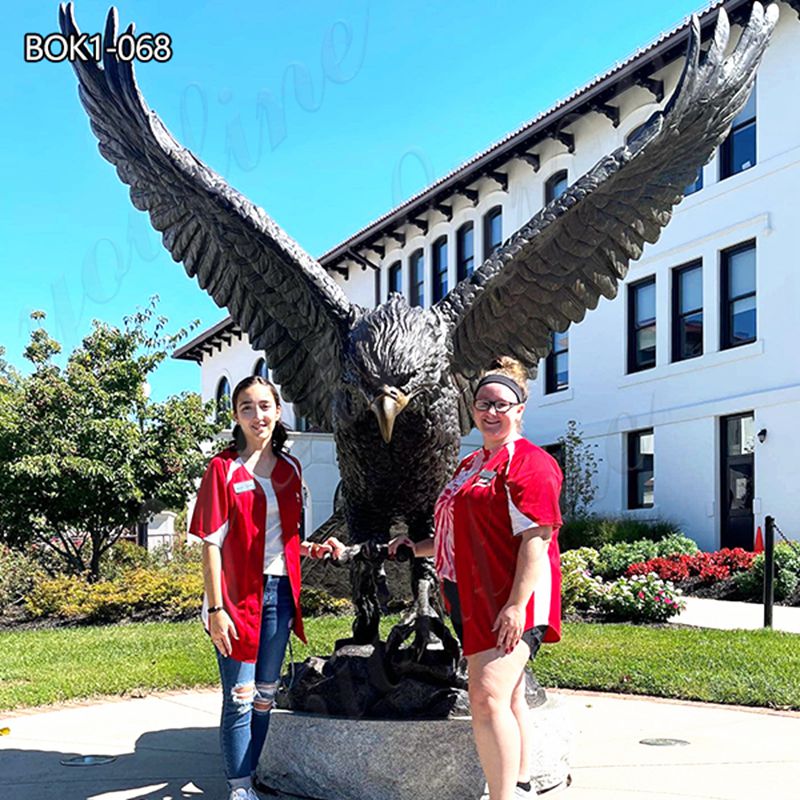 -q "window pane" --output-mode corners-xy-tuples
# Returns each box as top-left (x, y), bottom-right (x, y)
(730, 123), (756, 173)
(555, 352), (568, 390)
(727, 414), (755, 457)
(733, 88), (756, 126)
(680, 311), (703, 358)
(729, 247), (755, 297)
(731, 295), (756, 343)
(388, 263), (401, 294)
(433, 239), (448, 302)
(636, 325), (656, 367)
(635, 282), (656, 325)
(639, 431), (654, 457)
(553, 330), (568, 353)
(639, 472), (655, 507)
(727, 463), (753, 512)
(680, 267), (702, 313)
(684, 167), (703, 196)
(484, 209), (502, 258)
(254, 358), (268, 378)
(410, 252), (424, 307)
(546, 171), (568, 203)
(216, 378), (231, 422)
(457, 224), (474, 280)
